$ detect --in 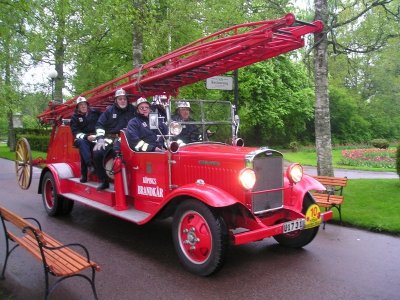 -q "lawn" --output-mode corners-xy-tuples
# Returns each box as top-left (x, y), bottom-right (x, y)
(341, 179), (400, 234)
(0, 142), (47, 161)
